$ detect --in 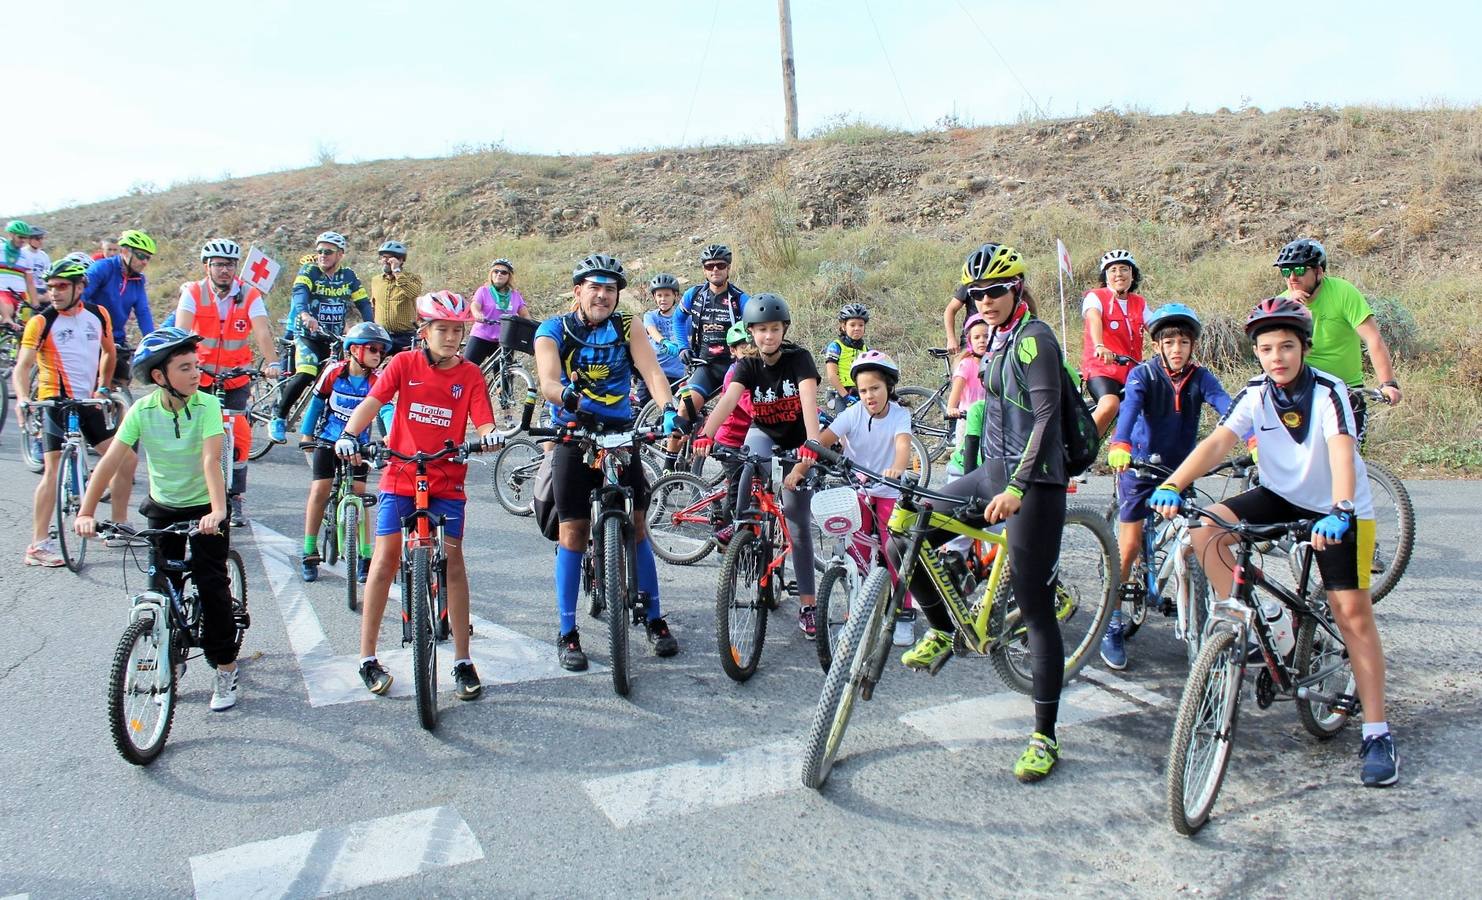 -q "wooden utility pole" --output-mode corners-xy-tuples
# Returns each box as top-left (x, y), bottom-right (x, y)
(778, 0), (799, 141)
